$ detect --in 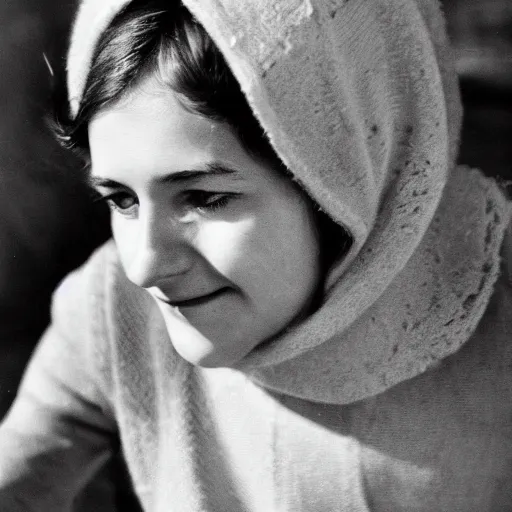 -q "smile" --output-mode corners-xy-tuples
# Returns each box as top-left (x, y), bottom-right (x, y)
(167, 288), (229, 308)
